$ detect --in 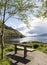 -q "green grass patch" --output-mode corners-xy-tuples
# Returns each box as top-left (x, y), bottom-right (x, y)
(42, 47), (47, 53)
(0, 44), (14, 65)
(0, 57), (11, 65)
(5, 44), (14, 51)
(28, 42), (47, 53)
(5, 48), (14, 52)
(0, 42), (47, 65)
